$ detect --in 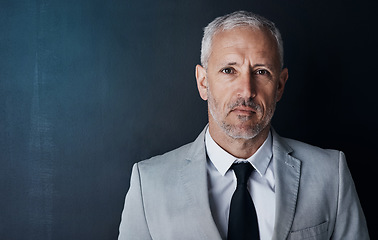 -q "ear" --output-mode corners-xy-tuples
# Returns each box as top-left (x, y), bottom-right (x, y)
(276, 68), (288, 102)
(195, 64), (208, 100)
